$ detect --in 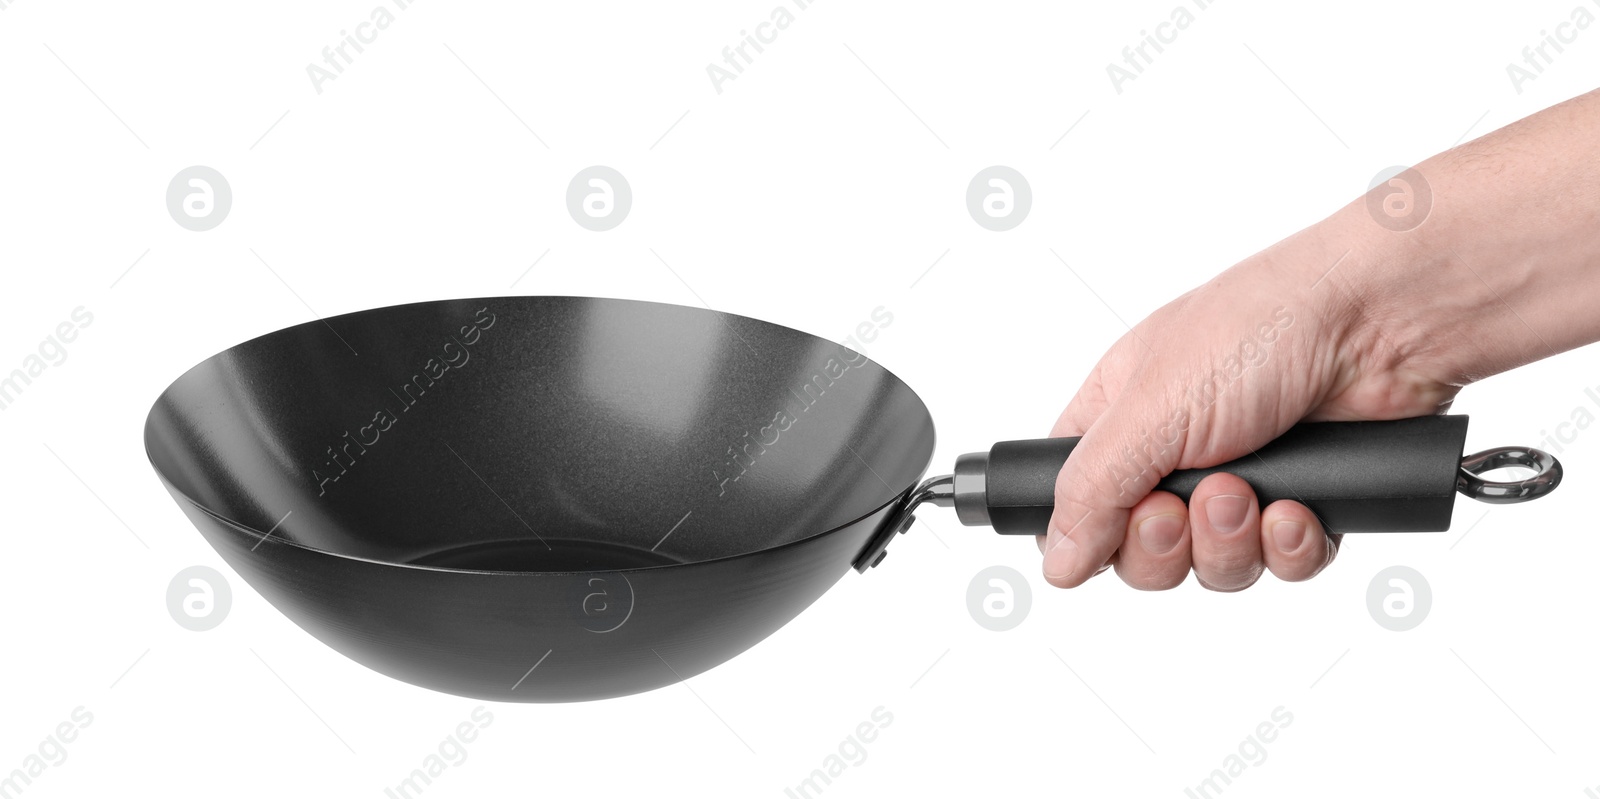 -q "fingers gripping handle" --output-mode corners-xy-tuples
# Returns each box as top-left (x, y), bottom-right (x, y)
(856, 415), (1559, 571)
(963, 415), (1506, 536)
